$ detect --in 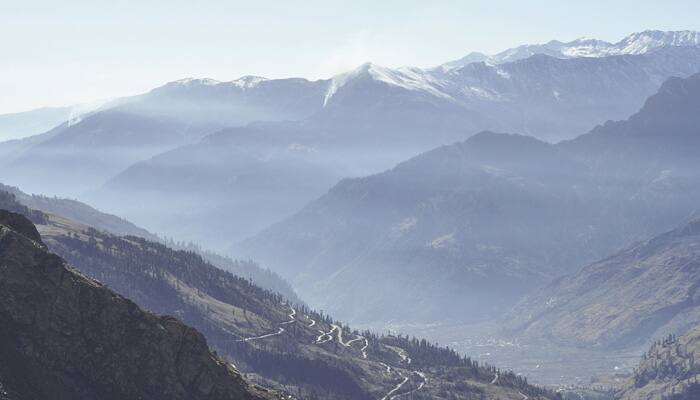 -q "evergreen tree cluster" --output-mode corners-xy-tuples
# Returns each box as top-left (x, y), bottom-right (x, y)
(0, 190), (47, 224)
(228, 341), (373, 400)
